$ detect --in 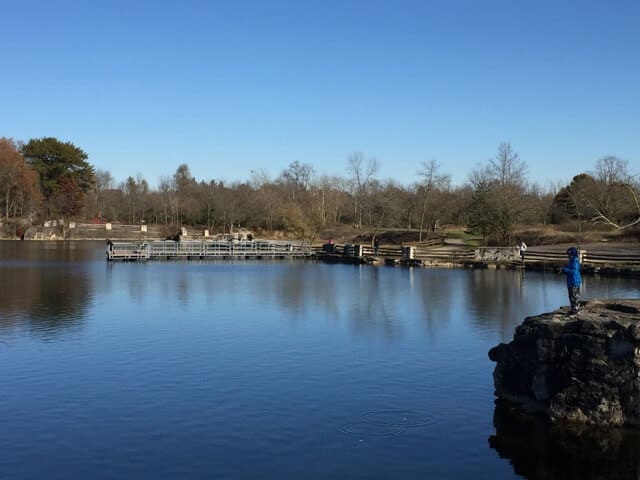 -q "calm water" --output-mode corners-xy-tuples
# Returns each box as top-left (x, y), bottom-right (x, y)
(1, 241), (639, 479)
